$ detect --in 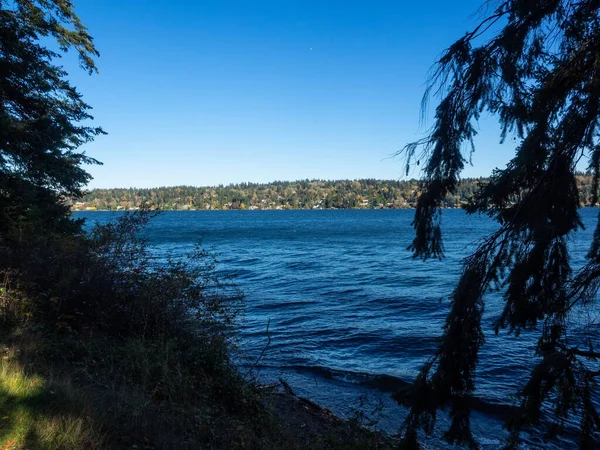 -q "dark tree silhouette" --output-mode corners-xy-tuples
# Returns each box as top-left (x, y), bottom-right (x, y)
(0, 0), (102, 243)
(397, 1), (600, 448)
